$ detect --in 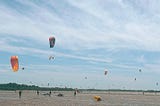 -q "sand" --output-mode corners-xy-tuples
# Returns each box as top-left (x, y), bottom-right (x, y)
(0, 90), (160, 106)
